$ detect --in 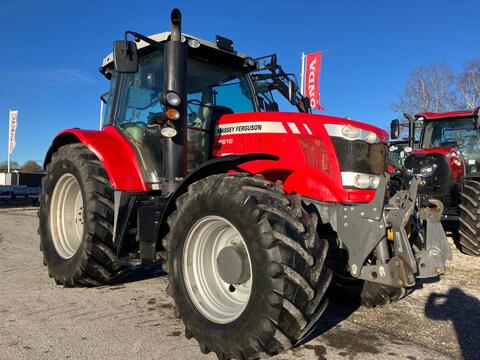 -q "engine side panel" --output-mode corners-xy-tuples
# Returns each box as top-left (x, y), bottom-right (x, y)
(45, 126), (149, 191)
